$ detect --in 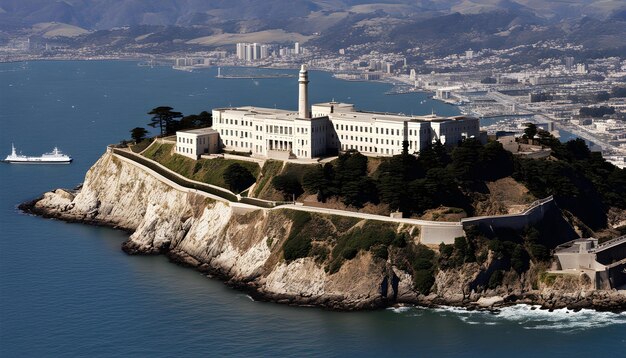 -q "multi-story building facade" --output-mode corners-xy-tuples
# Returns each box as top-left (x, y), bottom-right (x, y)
(175, 128), (220, 160)
(186, 65), (483, 160)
